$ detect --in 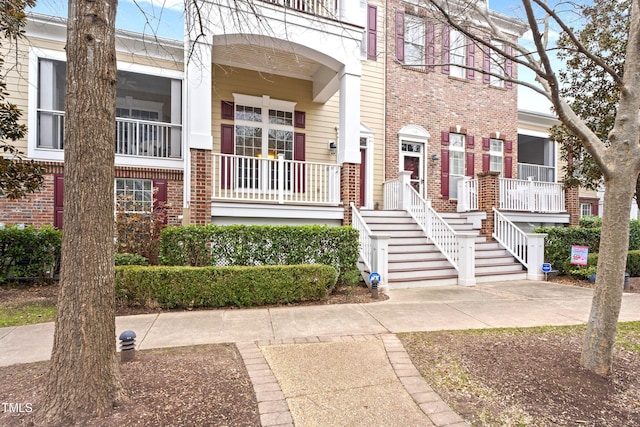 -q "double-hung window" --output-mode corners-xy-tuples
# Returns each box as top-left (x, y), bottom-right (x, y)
(404, 15), (425, 67)
(490, 41), (505, 88)
(449, 133), (466, 198)
(450, 29), (466, 78)
(490, 139), (504, 174)
(115, 178), (153, 213)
